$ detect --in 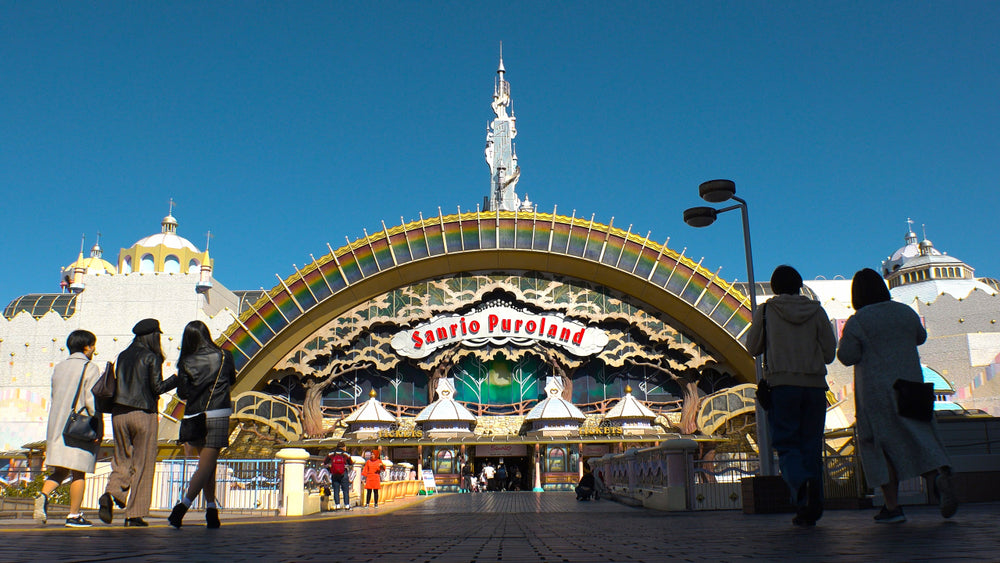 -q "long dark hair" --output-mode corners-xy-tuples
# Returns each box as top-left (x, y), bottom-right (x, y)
(179, 320), (217, 361)
(851, 268), (891, 310)
(136, 331), (164, 361)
